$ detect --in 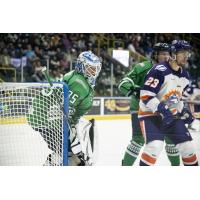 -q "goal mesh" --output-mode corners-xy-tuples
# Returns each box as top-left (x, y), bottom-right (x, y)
(0, 82), (68, 166)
